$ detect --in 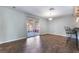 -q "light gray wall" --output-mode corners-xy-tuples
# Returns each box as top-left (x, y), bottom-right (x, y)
(0, 7), (48, 44)
(4, 7), (27, 42)
(48, 15), (76, 36)
(0, 7), (6, 42)
(0, 7), (27, 43)
(39, 18), (49, 35)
